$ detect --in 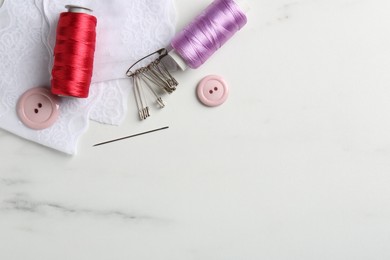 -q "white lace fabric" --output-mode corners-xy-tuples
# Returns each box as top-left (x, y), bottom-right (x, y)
(0, 0), (176, 154)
